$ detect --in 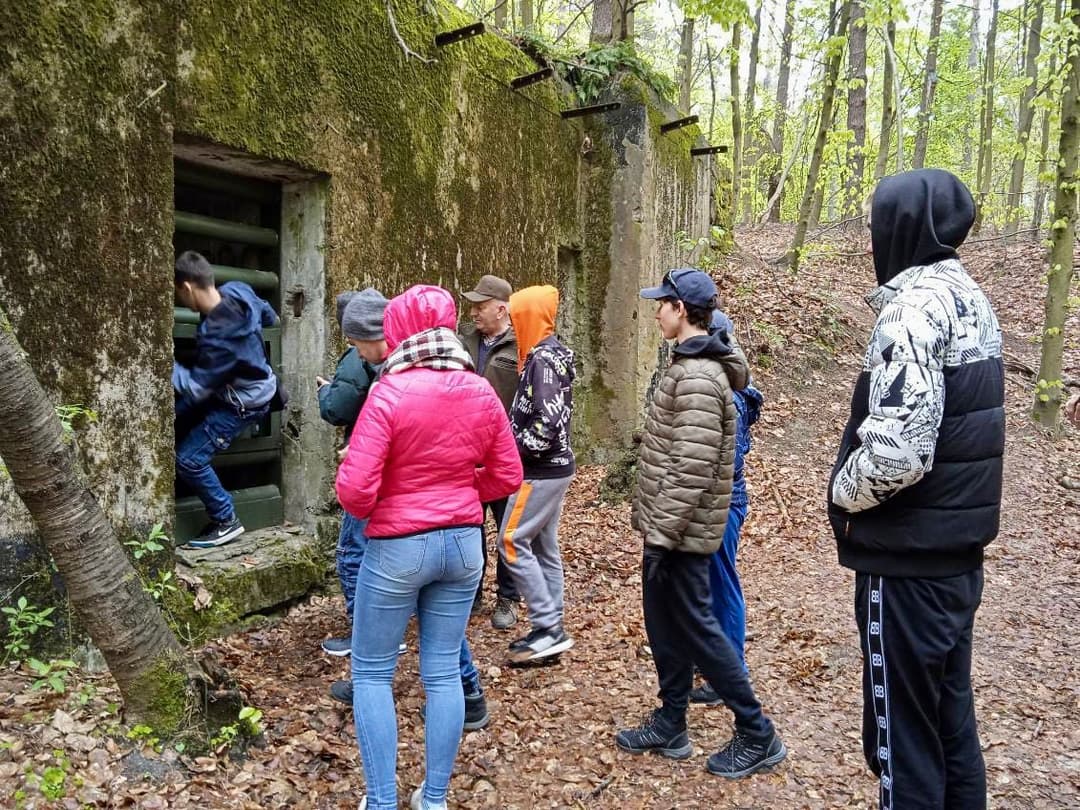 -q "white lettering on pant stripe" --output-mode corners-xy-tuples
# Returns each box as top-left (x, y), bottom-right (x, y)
(867, 576), (893, 810)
